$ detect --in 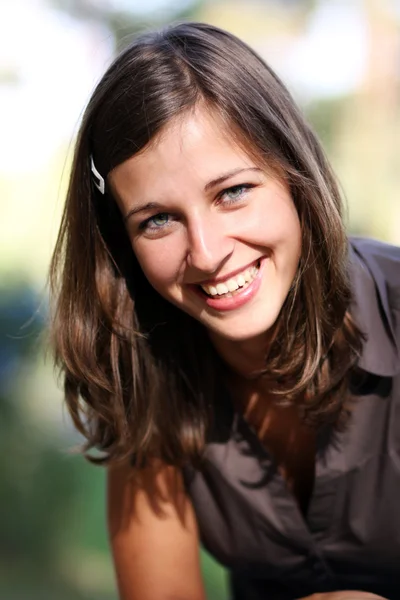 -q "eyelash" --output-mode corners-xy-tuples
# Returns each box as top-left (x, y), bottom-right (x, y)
(138, 183), (255, 233)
